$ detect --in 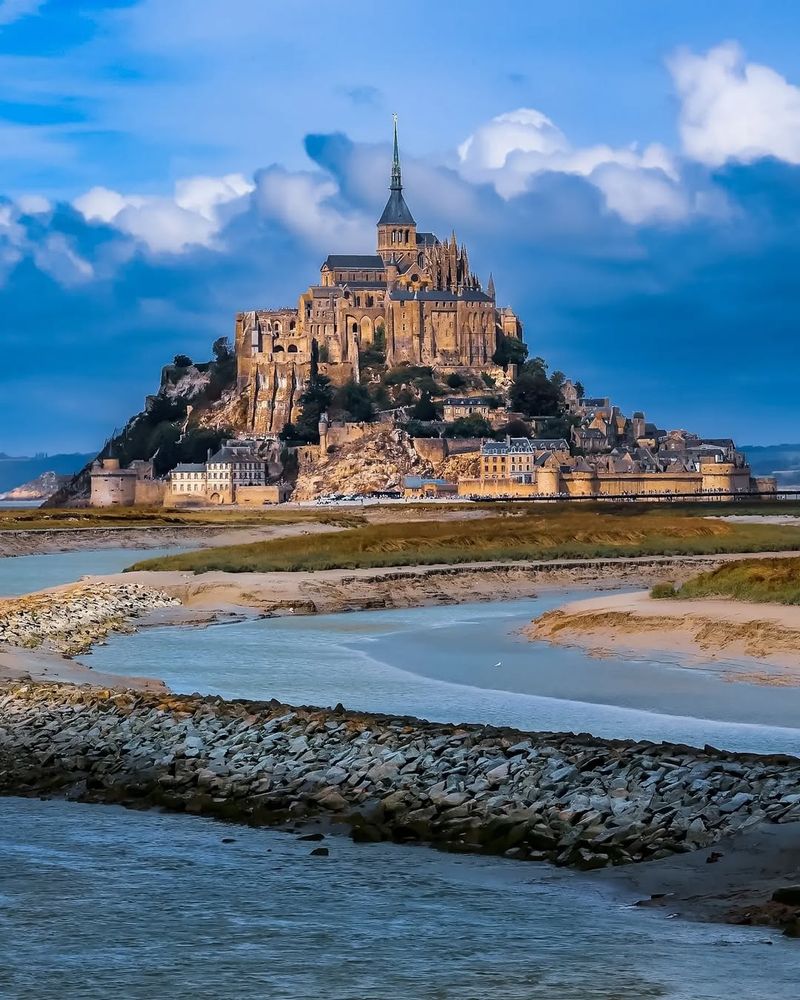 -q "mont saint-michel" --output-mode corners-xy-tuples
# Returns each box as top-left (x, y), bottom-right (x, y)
(46, 121), (770, 510)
